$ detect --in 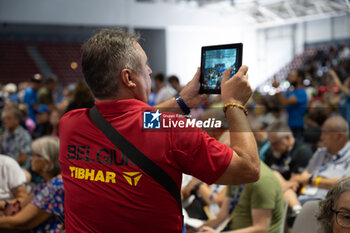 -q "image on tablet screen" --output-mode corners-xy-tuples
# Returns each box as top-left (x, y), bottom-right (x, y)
(203, 48), (237, 91)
